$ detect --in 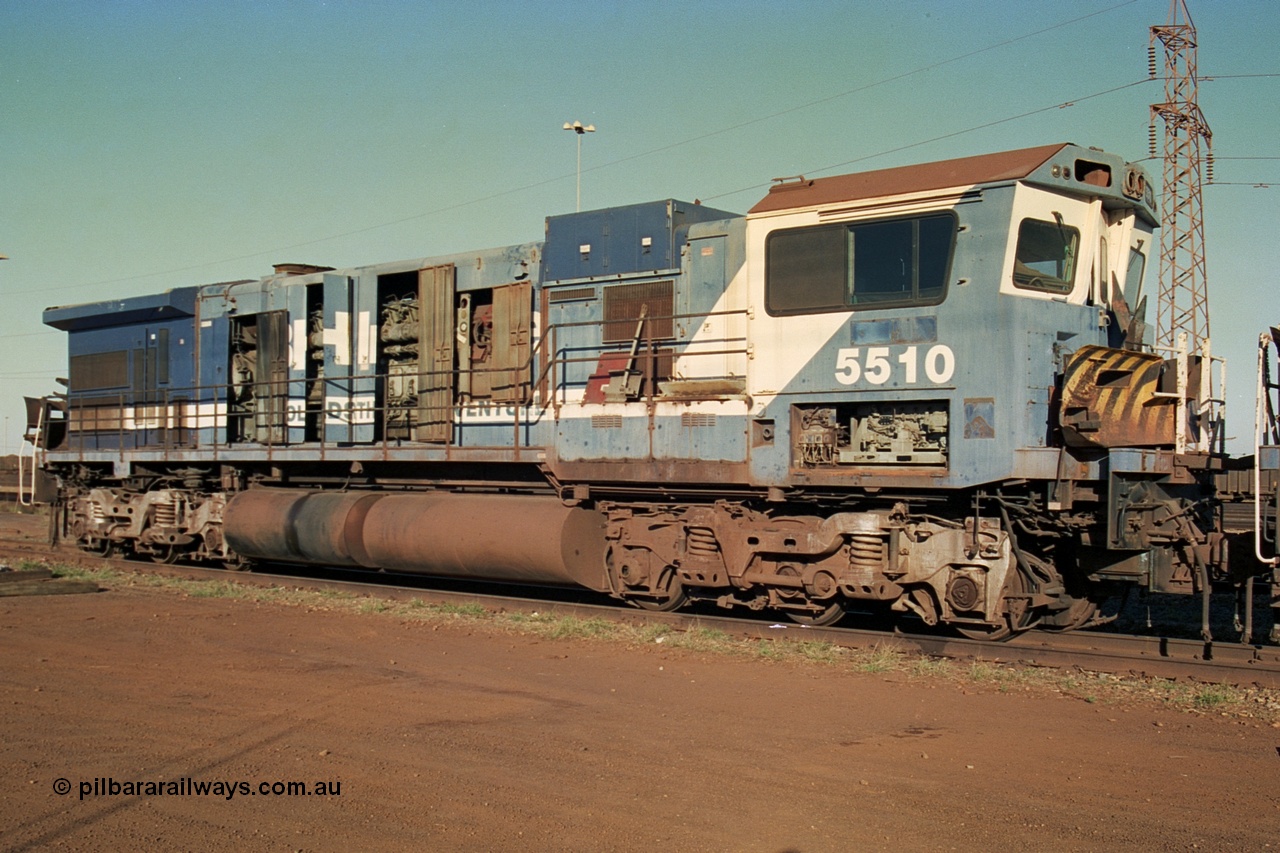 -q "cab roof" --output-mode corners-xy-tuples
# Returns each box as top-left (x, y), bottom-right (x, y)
(748, 143), (1149, 216)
